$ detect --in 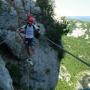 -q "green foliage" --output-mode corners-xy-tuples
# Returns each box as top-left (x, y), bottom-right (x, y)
(37, 0), (54, 17)
(56, 29), (90, 90)
(37, 0), (68, 42)
(67, 20), (76, 32)
(86, 22), (90, 30)
(66, 18), (90, 32)
(45, 20), (68, 43)
(45, 21), (66, 61)
(37, 0), (67, 61)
